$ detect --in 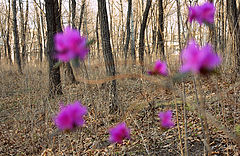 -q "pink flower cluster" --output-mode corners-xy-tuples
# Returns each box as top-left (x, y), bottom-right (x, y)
(158, 110), (175, 128)
(180, 40), (221, 74)
(109, 122), (131, 144)
(189, 2), (215, 25)
(54, 101), (87, 131)
(54, 26), (89, 62)
(148, 60), (168, 76)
